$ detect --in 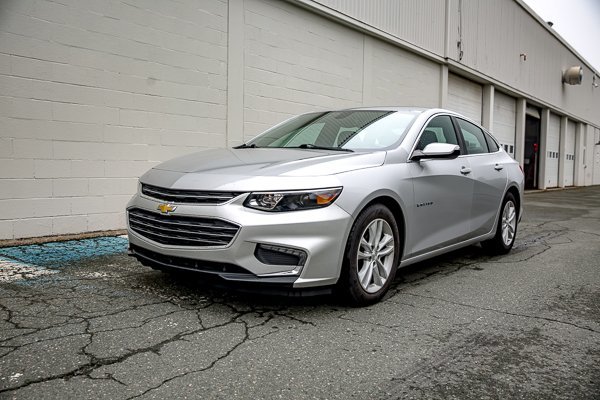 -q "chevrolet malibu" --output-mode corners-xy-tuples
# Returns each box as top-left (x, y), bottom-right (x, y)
(127, 108), (523, 305)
